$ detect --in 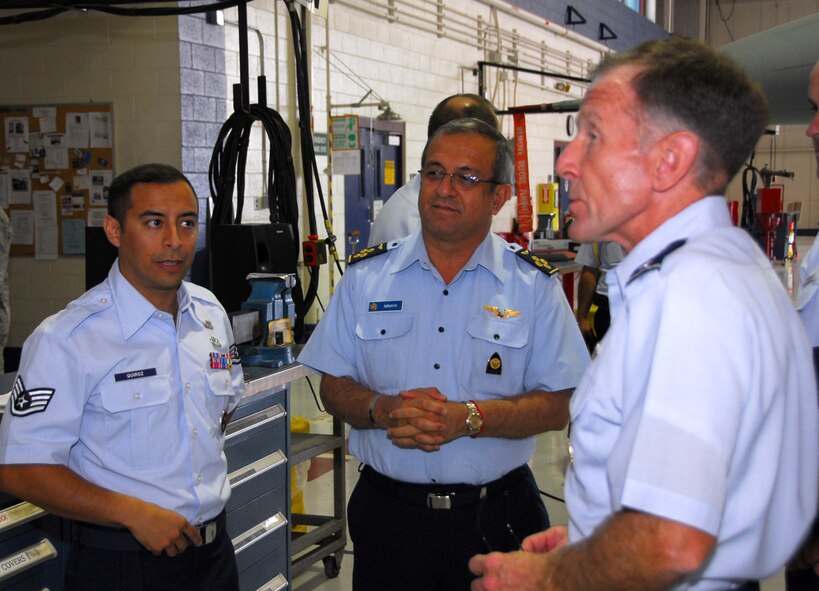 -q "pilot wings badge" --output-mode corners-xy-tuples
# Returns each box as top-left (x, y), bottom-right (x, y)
(483, 305), (521, 319)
